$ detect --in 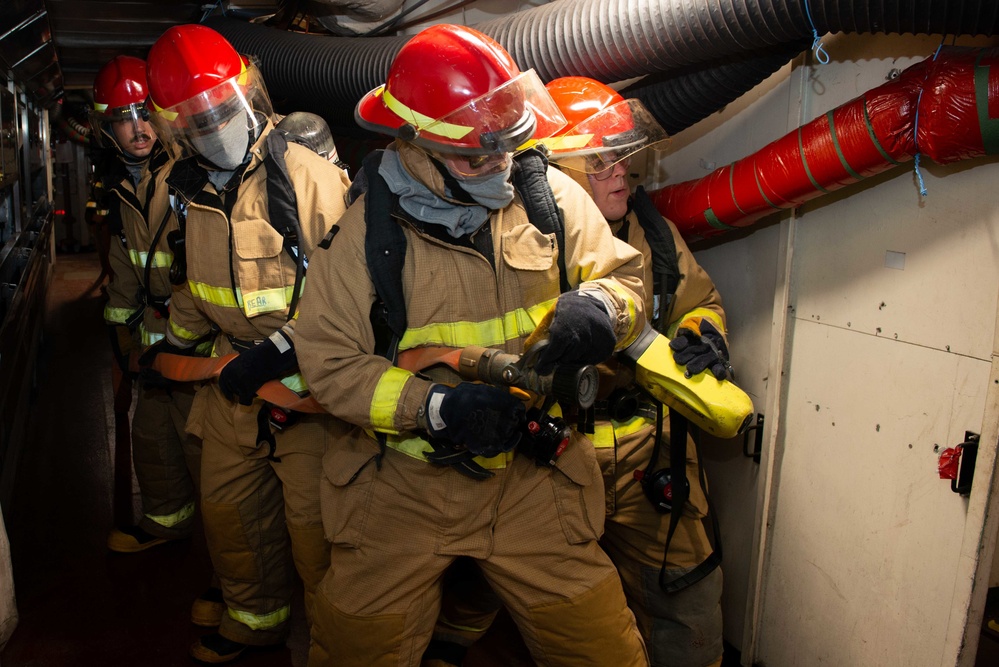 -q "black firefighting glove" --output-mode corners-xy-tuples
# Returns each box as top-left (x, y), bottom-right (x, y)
(217, 329), (298, 406)
(669, 316), (733, 380)
(423, 383), (525, 459)
(534, 289), (617, 376)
